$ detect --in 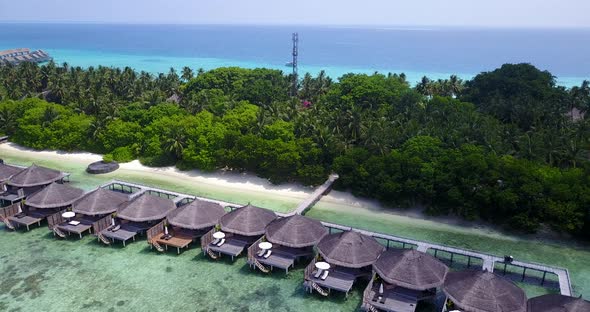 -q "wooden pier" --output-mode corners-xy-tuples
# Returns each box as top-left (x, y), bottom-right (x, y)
(98, 178), (573, 296)
(289, 173), (339, 216)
